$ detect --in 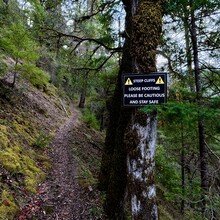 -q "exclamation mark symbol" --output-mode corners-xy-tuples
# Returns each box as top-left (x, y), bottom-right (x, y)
(125, 78), (133, 85)
(156, 76), (164, 84)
